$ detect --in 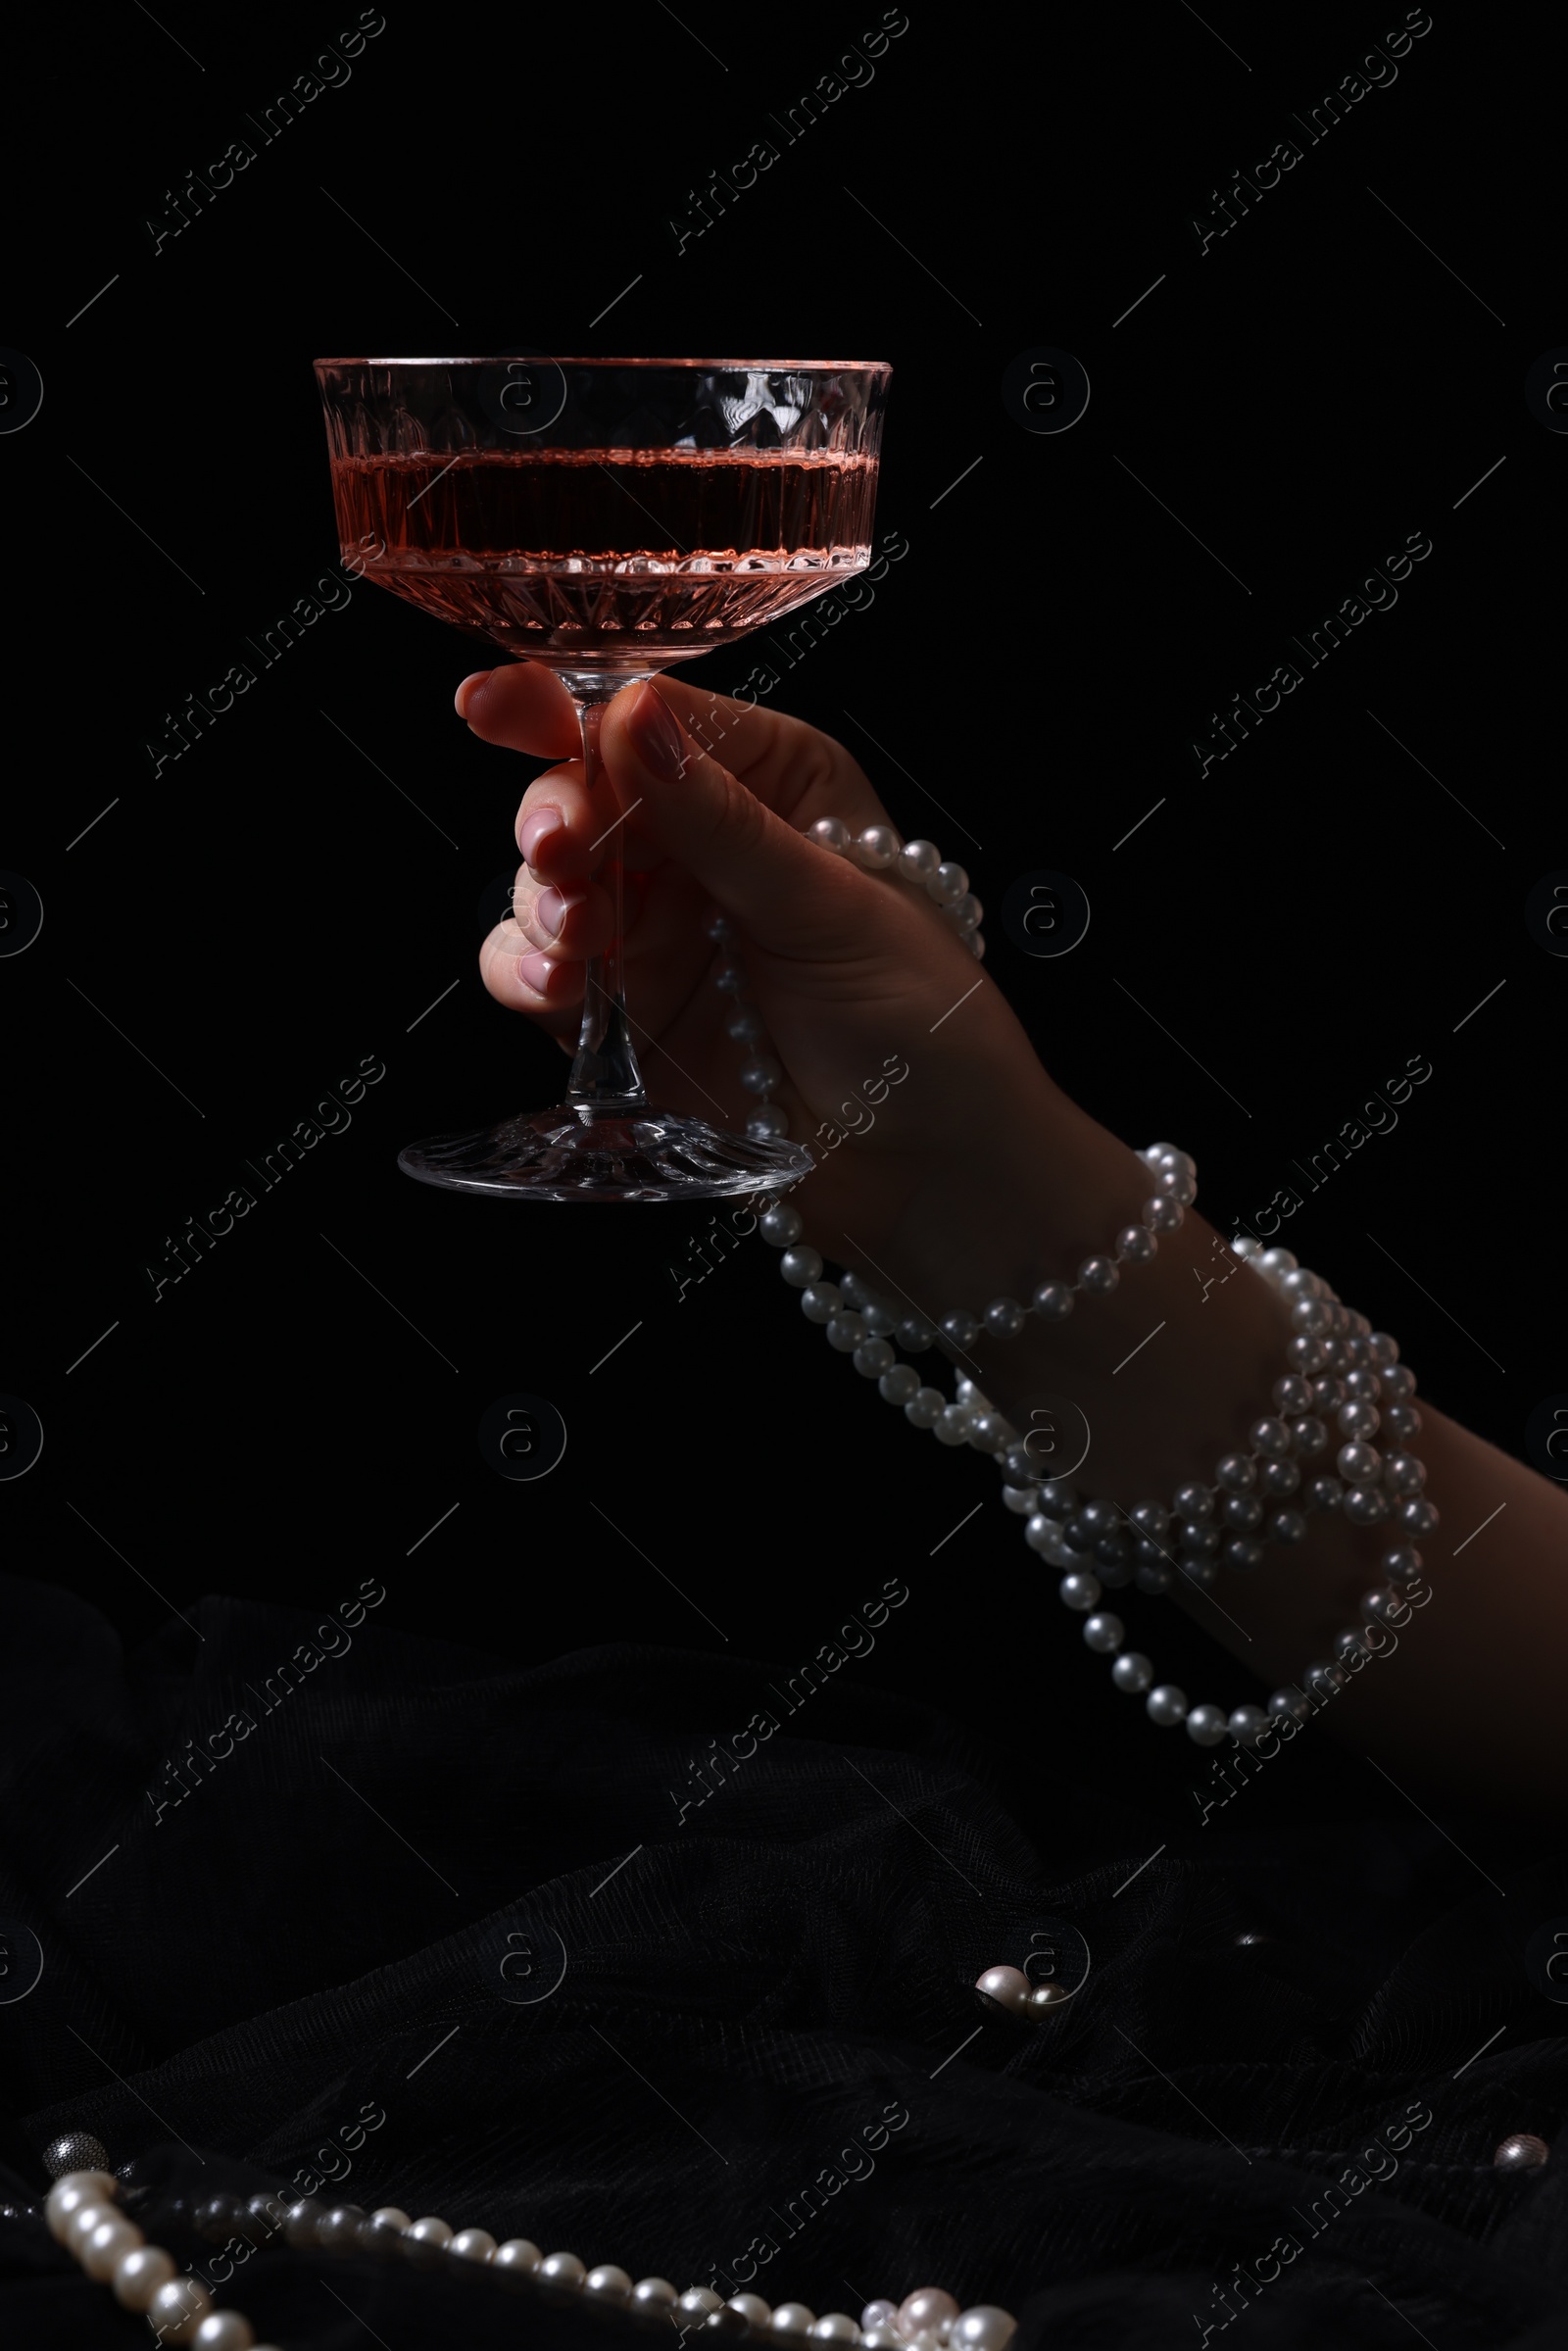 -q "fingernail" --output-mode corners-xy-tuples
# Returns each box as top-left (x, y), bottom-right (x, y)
(519, 808), (563, 864)
(627, 681), (688, 782)
(535, 886), (570, 940)
(517, 950), (555, 995)
(455, 670), (494, 719)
